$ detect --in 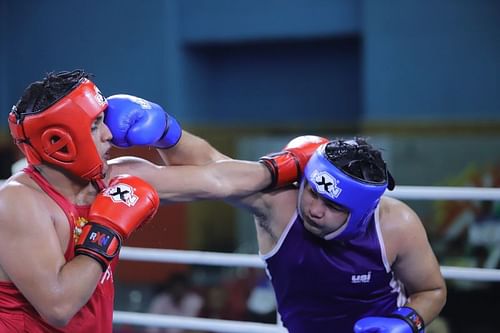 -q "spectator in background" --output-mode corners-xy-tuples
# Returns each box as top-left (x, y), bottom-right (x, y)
(245, 271), (277, 324)
(147, 272), (204, 333)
